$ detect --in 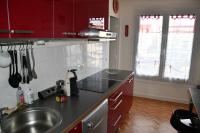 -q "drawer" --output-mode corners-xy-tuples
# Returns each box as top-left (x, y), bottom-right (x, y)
(68, 122), (82, 133)
(108, 113), (123, 133)
(127, 75), (134, 86)
(108, 93), (124, 127)
(109, 87), (124, 105)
